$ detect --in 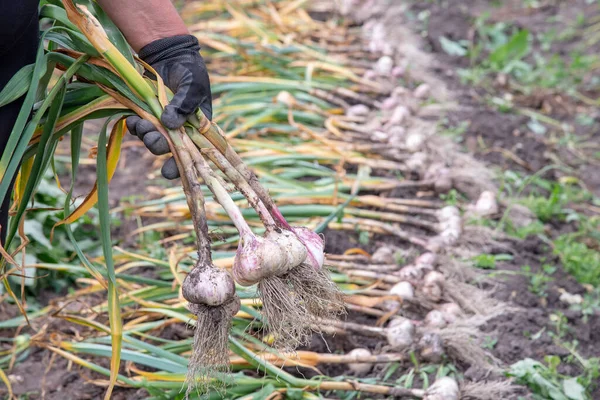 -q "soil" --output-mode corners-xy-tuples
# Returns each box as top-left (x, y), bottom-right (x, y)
(403, 0), (600, 398)
(415, 0), (600, 195)
(484, 235), (600, 381)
